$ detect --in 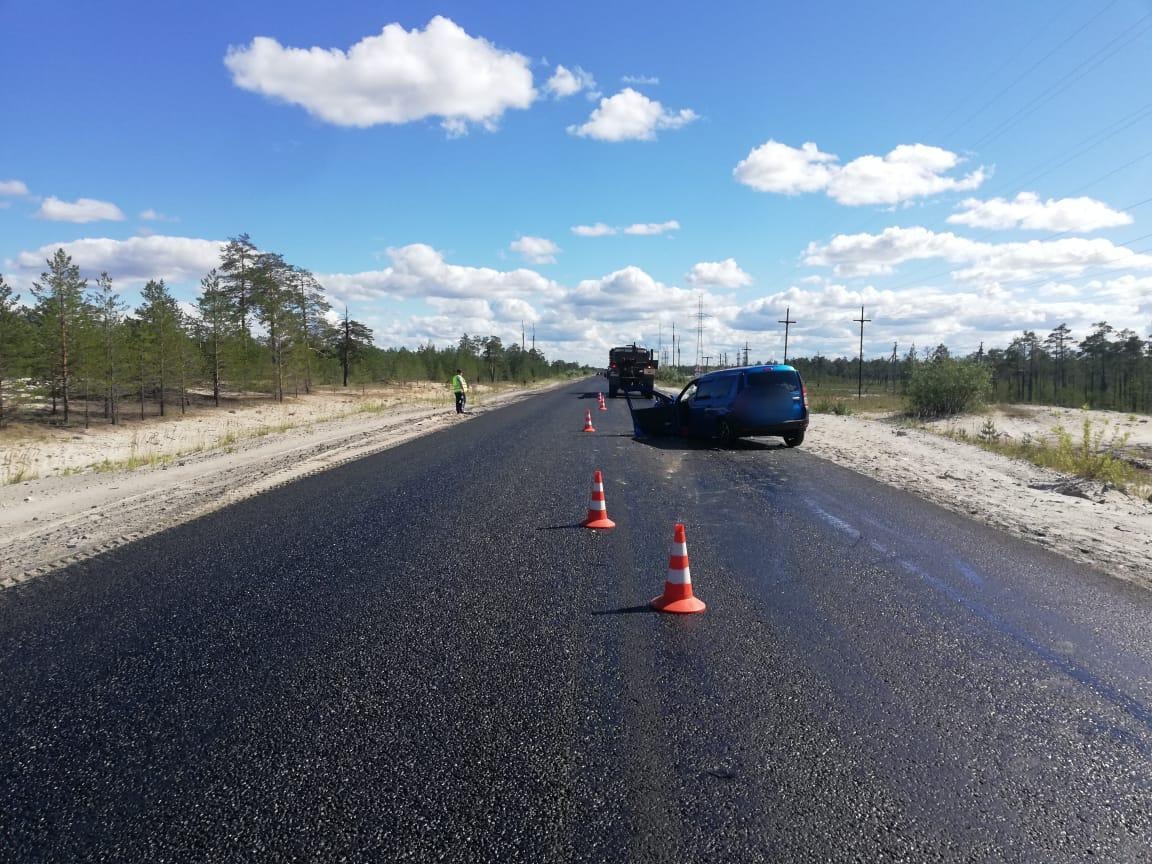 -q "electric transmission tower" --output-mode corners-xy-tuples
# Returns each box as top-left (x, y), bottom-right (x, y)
(694, 294), (710, 371)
